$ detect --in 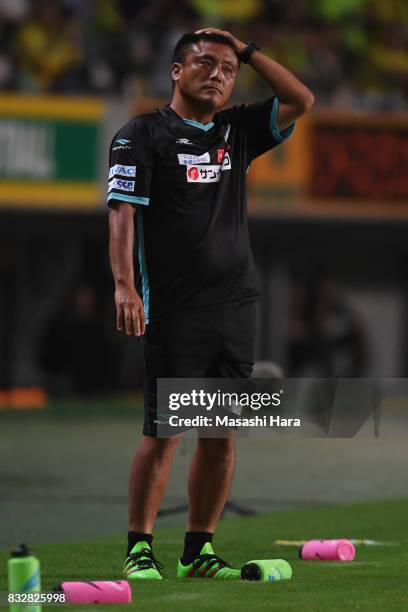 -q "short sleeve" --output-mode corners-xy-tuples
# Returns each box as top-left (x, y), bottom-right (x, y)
(216, 97), (295, 163)
(107, 118), (153, 207)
